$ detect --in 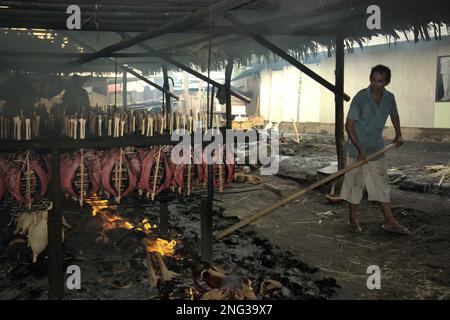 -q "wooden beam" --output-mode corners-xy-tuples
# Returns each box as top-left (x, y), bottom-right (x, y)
(162, 63), (171, 113)
(223, 12), (351, 102)
(224, 56), (234, 129)
(65, 0), (257, 69)
(61, 32), (179, 100)
(335, 36), (346, 170)
(122, 72), (127, 108)
(0, 51), (159, 59)
(119, 32), (251, 104)
(0, 135), (181, 152)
